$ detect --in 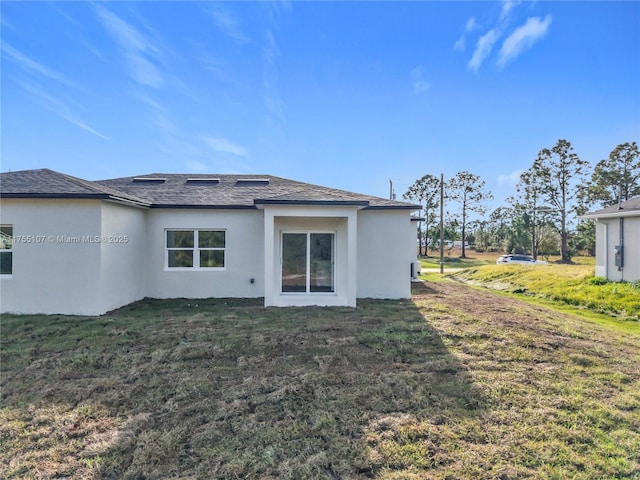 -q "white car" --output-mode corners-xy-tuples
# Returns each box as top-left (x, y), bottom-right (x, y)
(496, 254), (547, 265)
